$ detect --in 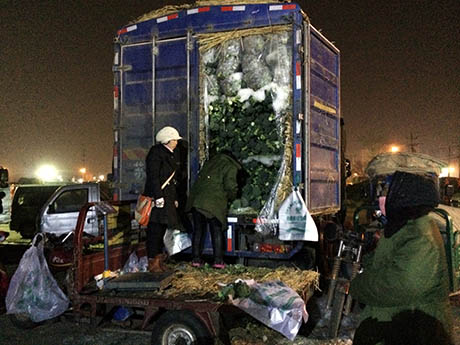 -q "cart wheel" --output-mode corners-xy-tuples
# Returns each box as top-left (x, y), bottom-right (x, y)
(151, 310), (213, 345)
(9, 313), (41, 329)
